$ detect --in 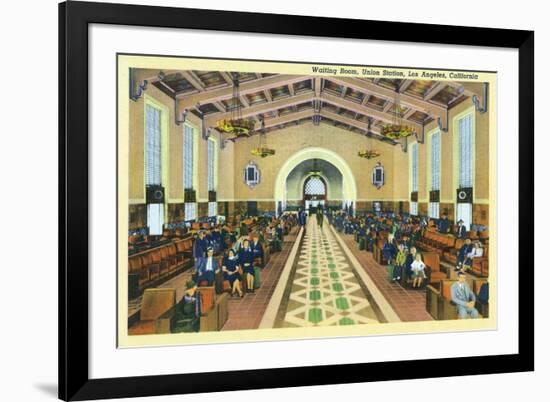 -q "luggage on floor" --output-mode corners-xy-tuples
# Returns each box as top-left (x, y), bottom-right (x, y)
(254, 266), (261, 289)
(172, 318), (199, 333)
